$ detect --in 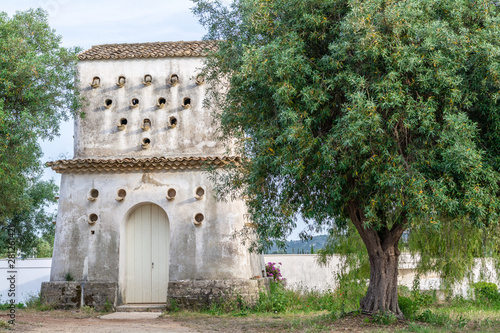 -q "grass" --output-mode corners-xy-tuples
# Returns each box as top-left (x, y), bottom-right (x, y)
(163, 281), (500, 333)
